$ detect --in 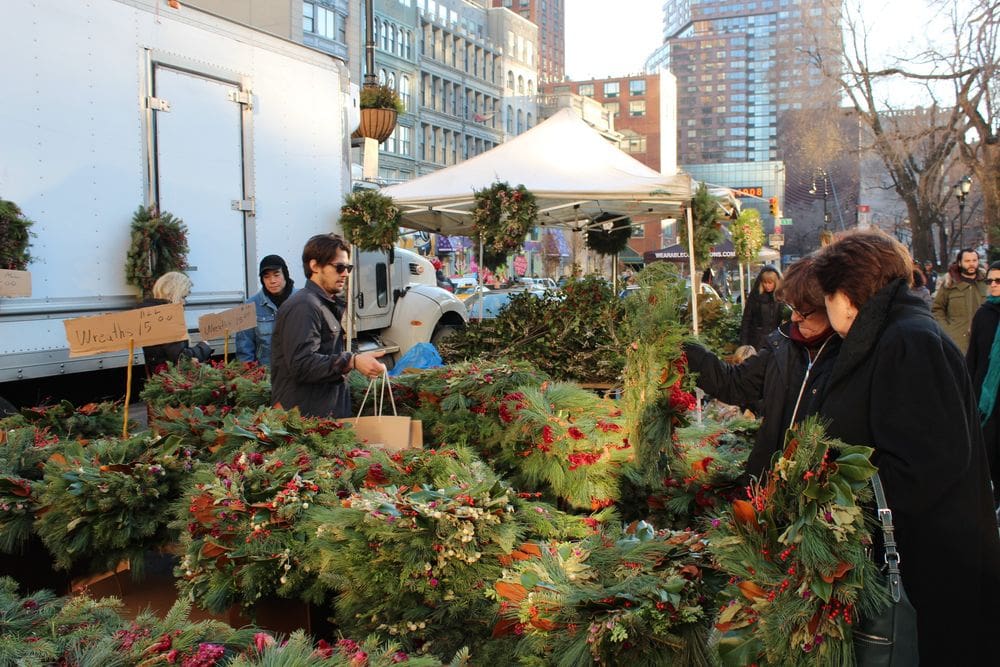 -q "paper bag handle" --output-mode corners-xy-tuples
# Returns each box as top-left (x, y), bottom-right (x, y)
(355, 369), (397, 419)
